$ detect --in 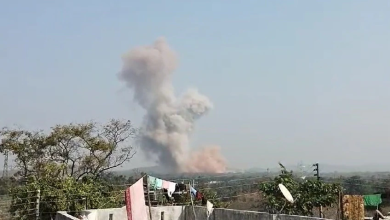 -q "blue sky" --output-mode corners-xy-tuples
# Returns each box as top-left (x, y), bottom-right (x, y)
(1, 1), (390, 170)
